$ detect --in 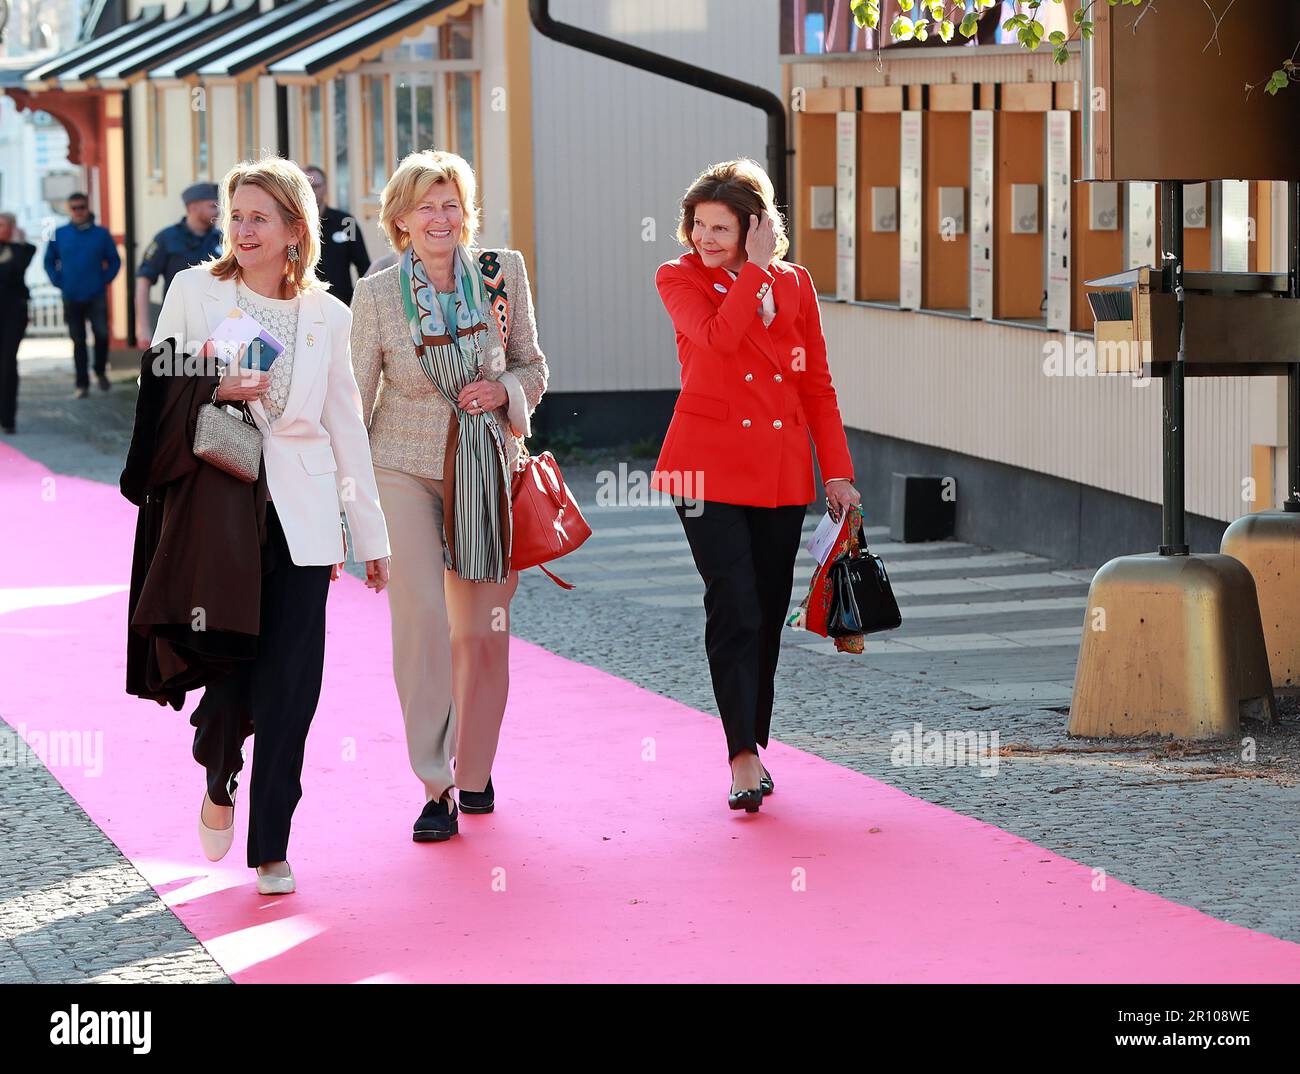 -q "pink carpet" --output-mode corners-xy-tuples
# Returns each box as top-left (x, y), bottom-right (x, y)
(3, 440), (1299, 983)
